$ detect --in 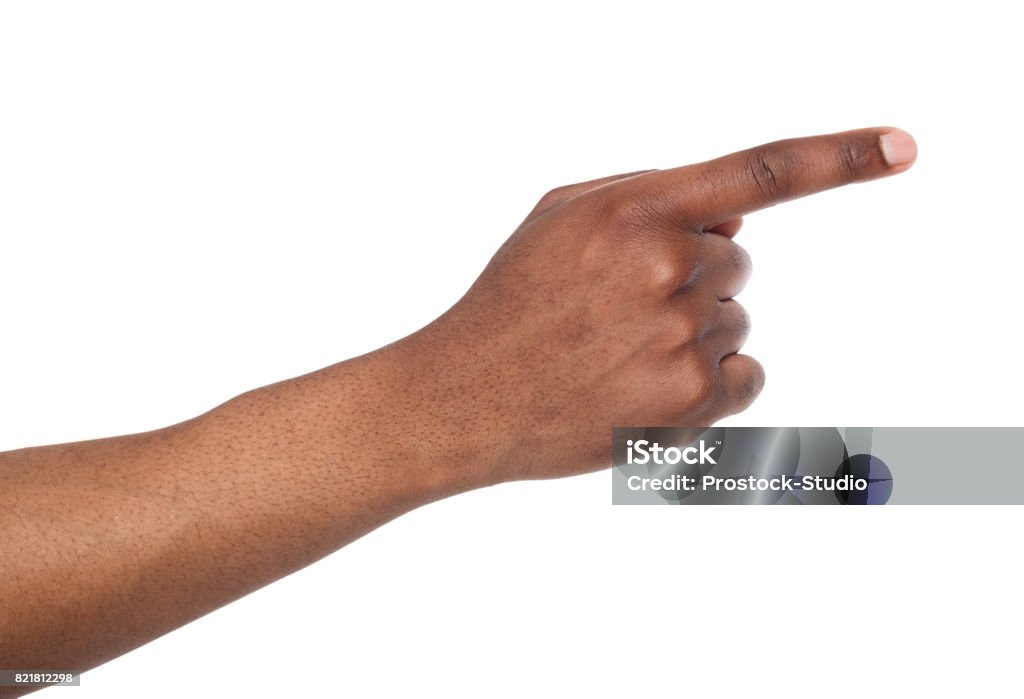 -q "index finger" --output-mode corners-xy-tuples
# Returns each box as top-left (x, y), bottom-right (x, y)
(639, 127), (917, 229)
